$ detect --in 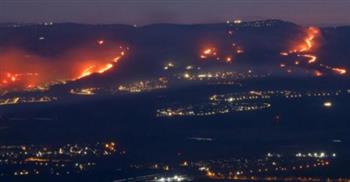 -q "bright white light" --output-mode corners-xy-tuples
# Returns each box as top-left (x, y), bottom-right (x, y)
(183, 73), (190, 78)
(234, 19), (242, 24)
(155, 175), (186, 182)
(323, 101), (332, 108)
(320, 152), (325, 158)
